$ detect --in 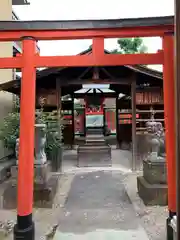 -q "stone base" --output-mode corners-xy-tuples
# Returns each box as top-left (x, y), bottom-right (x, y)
(143, 160), (167, 184)
(75, 136), (117, 146)
(137, 176), (168, 206)
(3, 174), (60, 209)
(11, 162), (51, 184)
(0, 159), (15, 183)
(77, 145), (112, 167)
(167, 216), (175, 240)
